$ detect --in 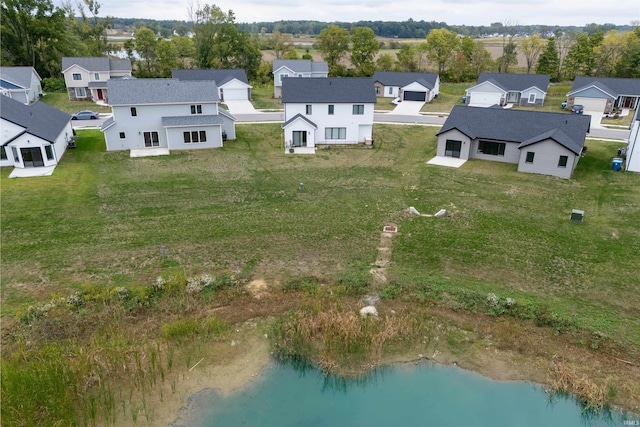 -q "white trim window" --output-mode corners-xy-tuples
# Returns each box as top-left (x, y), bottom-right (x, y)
(280, 73), (289, 83)
(305, 104), (312, 115)
(190, 105), (203, 115)
(325, 127), (346, 140)
(72, 73), (82, 81)
(143, 131), (160, 147)
(183, 131), (207, 143)
(352, 104), (364, 115)
(75, 87), (86, 98)
(528, 93), (536, 103)
(94, 73), (100, 80)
